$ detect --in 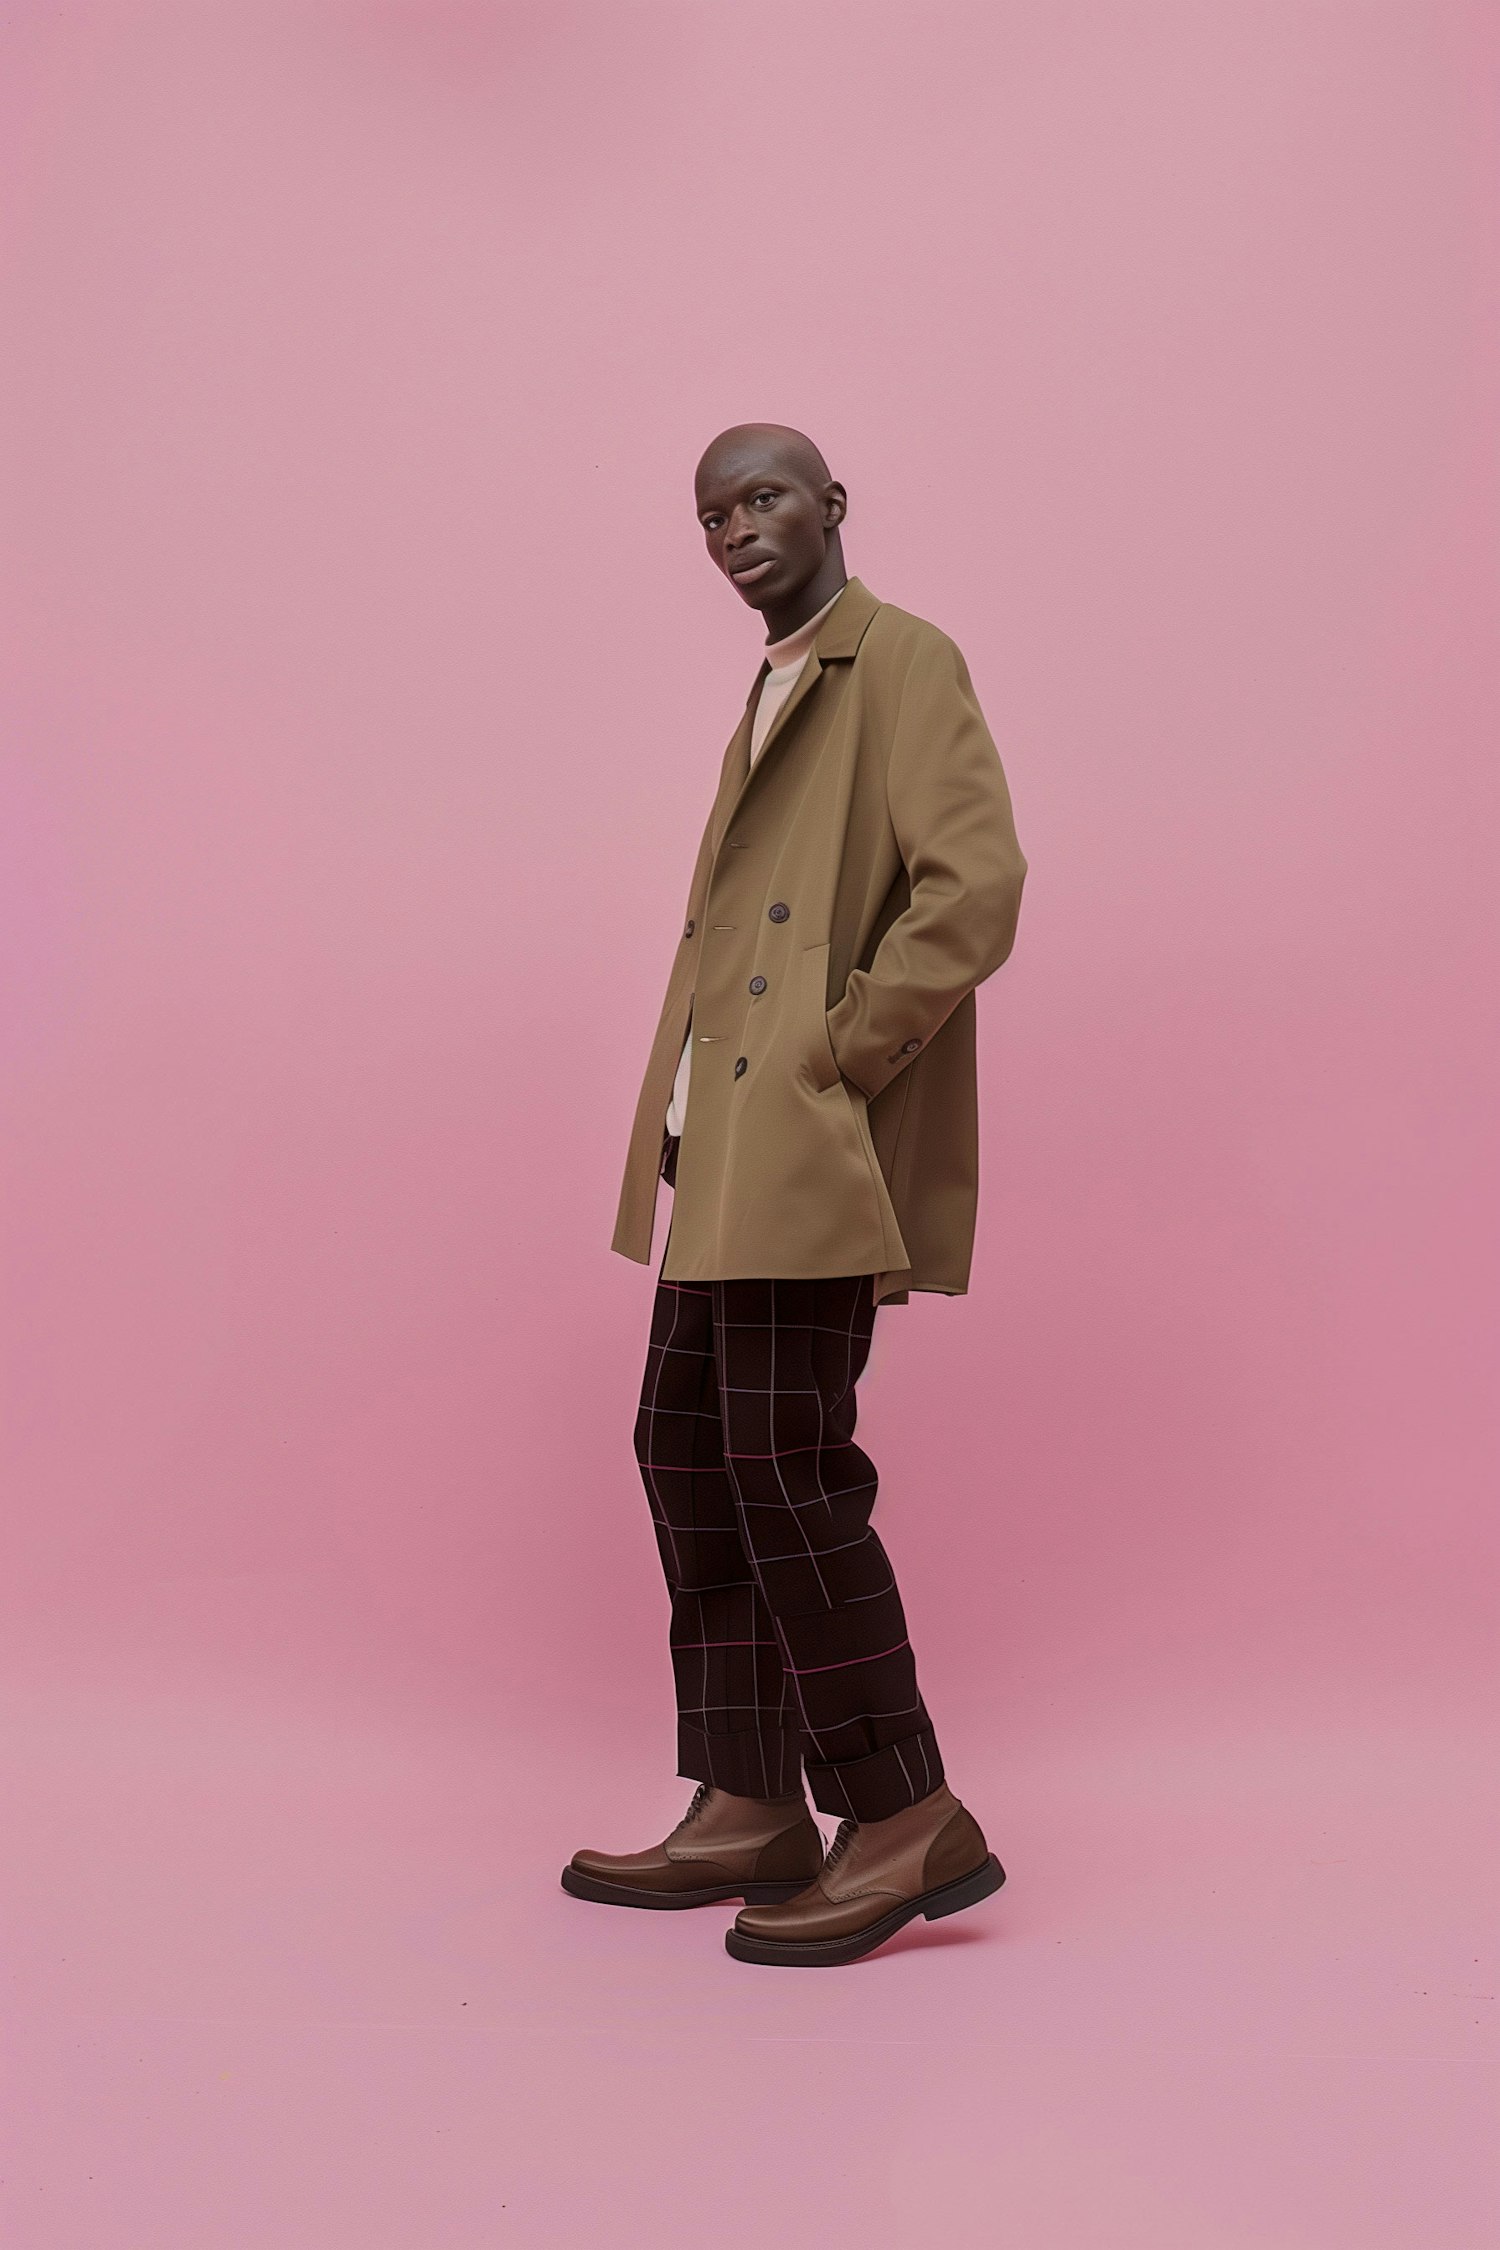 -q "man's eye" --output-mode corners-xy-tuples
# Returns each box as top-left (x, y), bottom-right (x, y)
(703, 516), (724, 531)
(752, 491), (777, 507)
